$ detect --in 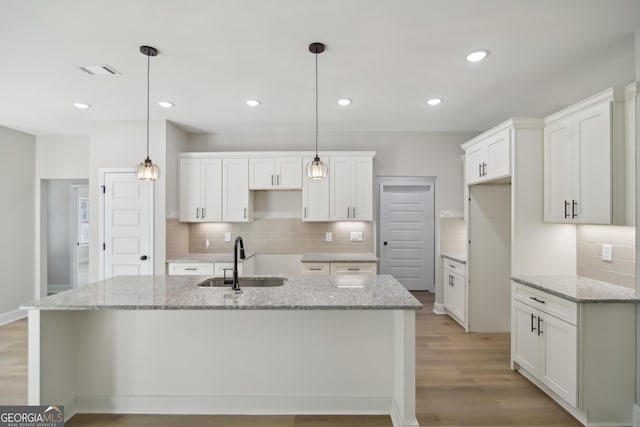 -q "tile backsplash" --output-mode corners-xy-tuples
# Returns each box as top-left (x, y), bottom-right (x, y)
(576, 225), (636, 289)
(166, 218), (374, 256)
